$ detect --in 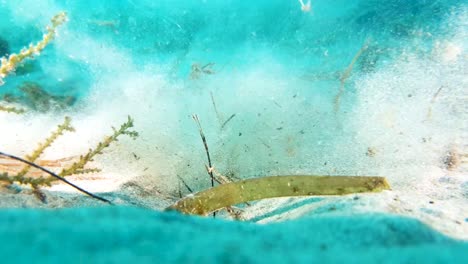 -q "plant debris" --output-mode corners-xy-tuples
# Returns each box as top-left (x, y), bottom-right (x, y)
(167, 175), (391, 215)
